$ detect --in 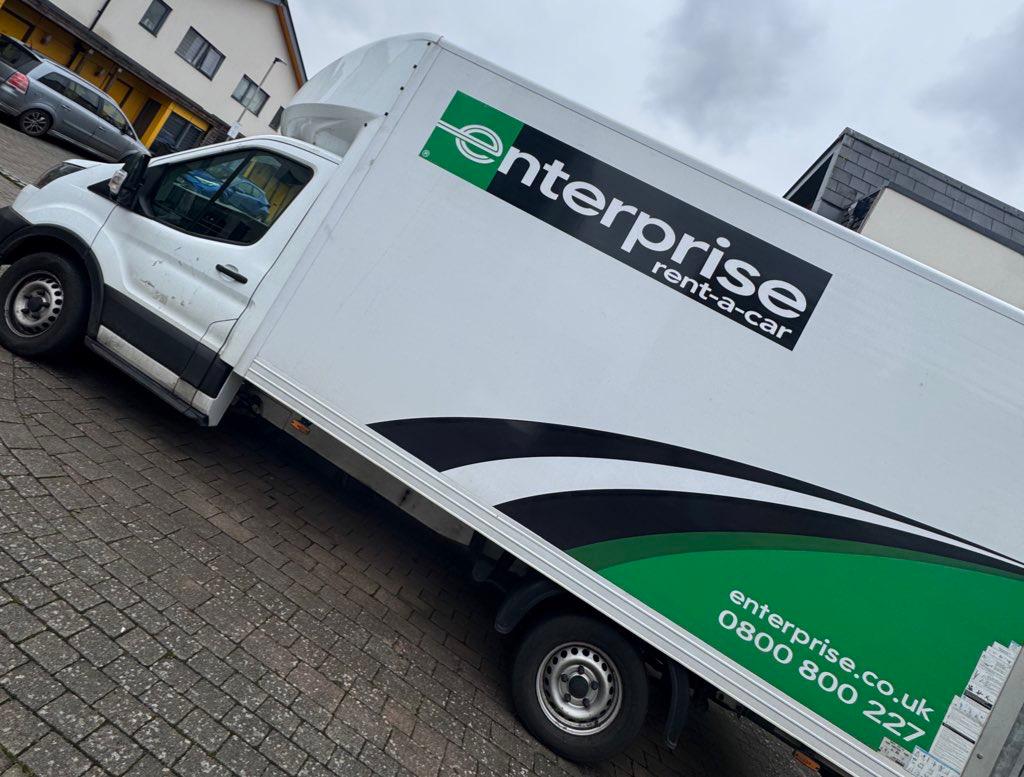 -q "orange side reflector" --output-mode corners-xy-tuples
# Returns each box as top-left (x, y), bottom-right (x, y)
(794, 751), (821, 771)
(289, 418), (312, 434)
